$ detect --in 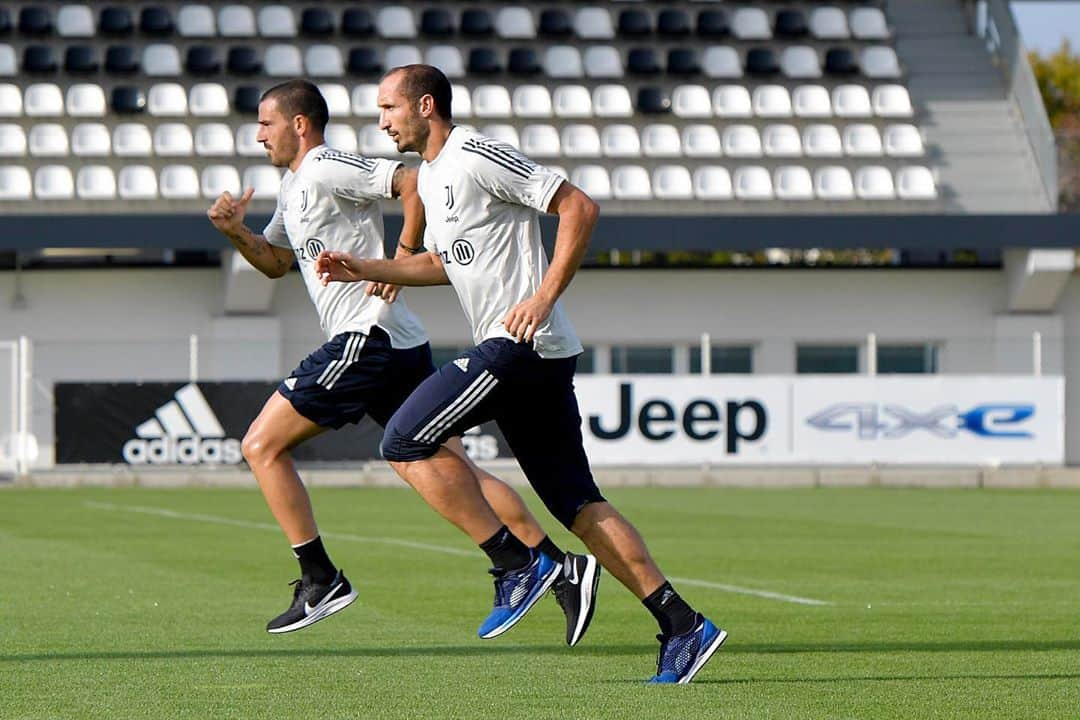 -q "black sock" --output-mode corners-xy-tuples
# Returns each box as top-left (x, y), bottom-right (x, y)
(479, 525), (532, 571)
(534, 536), (566, 565)
(293, 535), (337, 585)
(643, 582), (699, 637)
